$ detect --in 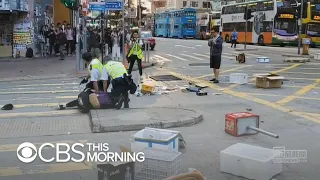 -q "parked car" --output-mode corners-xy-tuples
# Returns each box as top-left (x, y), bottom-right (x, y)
(140, 31), (156, 51)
